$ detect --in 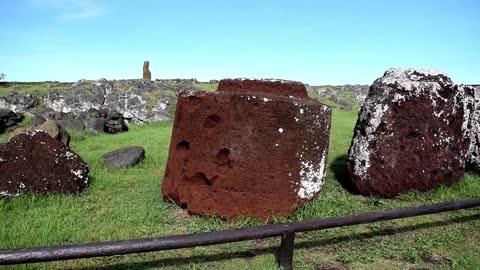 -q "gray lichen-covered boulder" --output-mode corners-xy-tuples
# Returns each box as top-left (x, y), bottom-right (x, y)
(0, 131), (89, 197)
(346, 68), (471, 197)
(102, 146), (145, 169)
(465, 85), (480, 172)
